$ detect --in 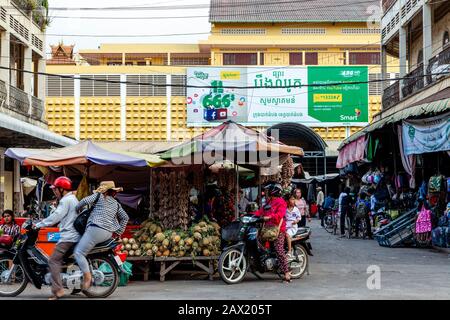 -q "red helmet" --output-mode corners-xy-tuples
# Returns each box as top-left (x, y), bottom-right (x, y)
(51, 176), (73, 191)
